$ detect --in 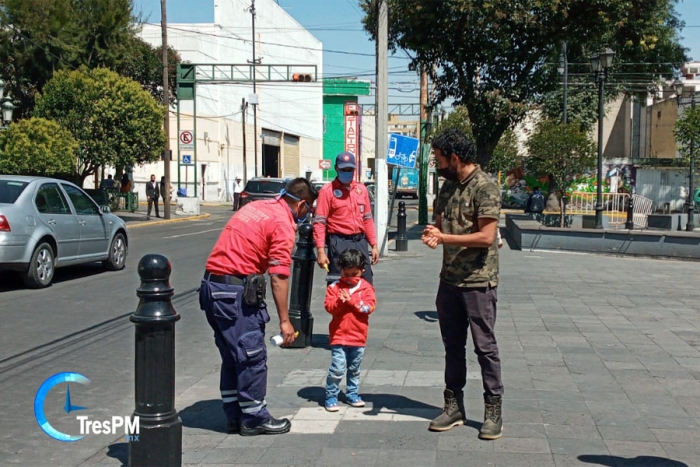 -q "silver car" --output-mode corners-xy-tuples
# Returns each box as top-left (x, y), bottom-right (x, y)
(0, 175), (128, 288)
